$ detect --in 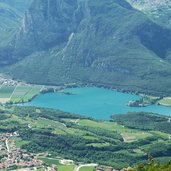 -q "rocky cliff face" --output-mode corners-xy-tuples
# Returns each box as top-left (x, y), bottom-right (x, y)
(14, 0), (83, 57)
(14, 0), (134, 59)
